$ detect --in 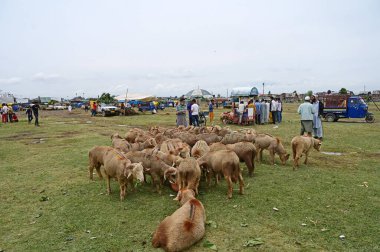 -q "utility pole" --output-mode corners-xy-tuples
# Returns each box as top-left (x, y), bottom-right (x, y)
(262, 83), (265, 95)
